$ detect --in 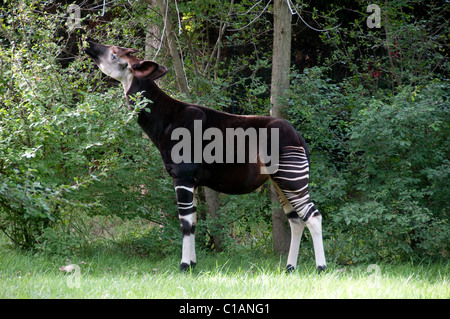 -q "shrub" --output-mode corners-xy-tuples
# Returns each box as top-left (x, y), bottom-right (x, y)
(288, 68), (449, 263)
(337, 83), (449, 261)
